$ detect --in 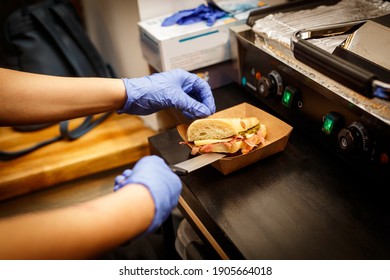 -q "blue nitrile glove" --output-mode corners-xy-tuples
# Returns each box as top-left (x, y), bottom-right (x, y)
(162, 4), (228, 27)
(118, 69), (216, 119)
(161, 7), (200, 26)
(113, 155), (182, 235)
